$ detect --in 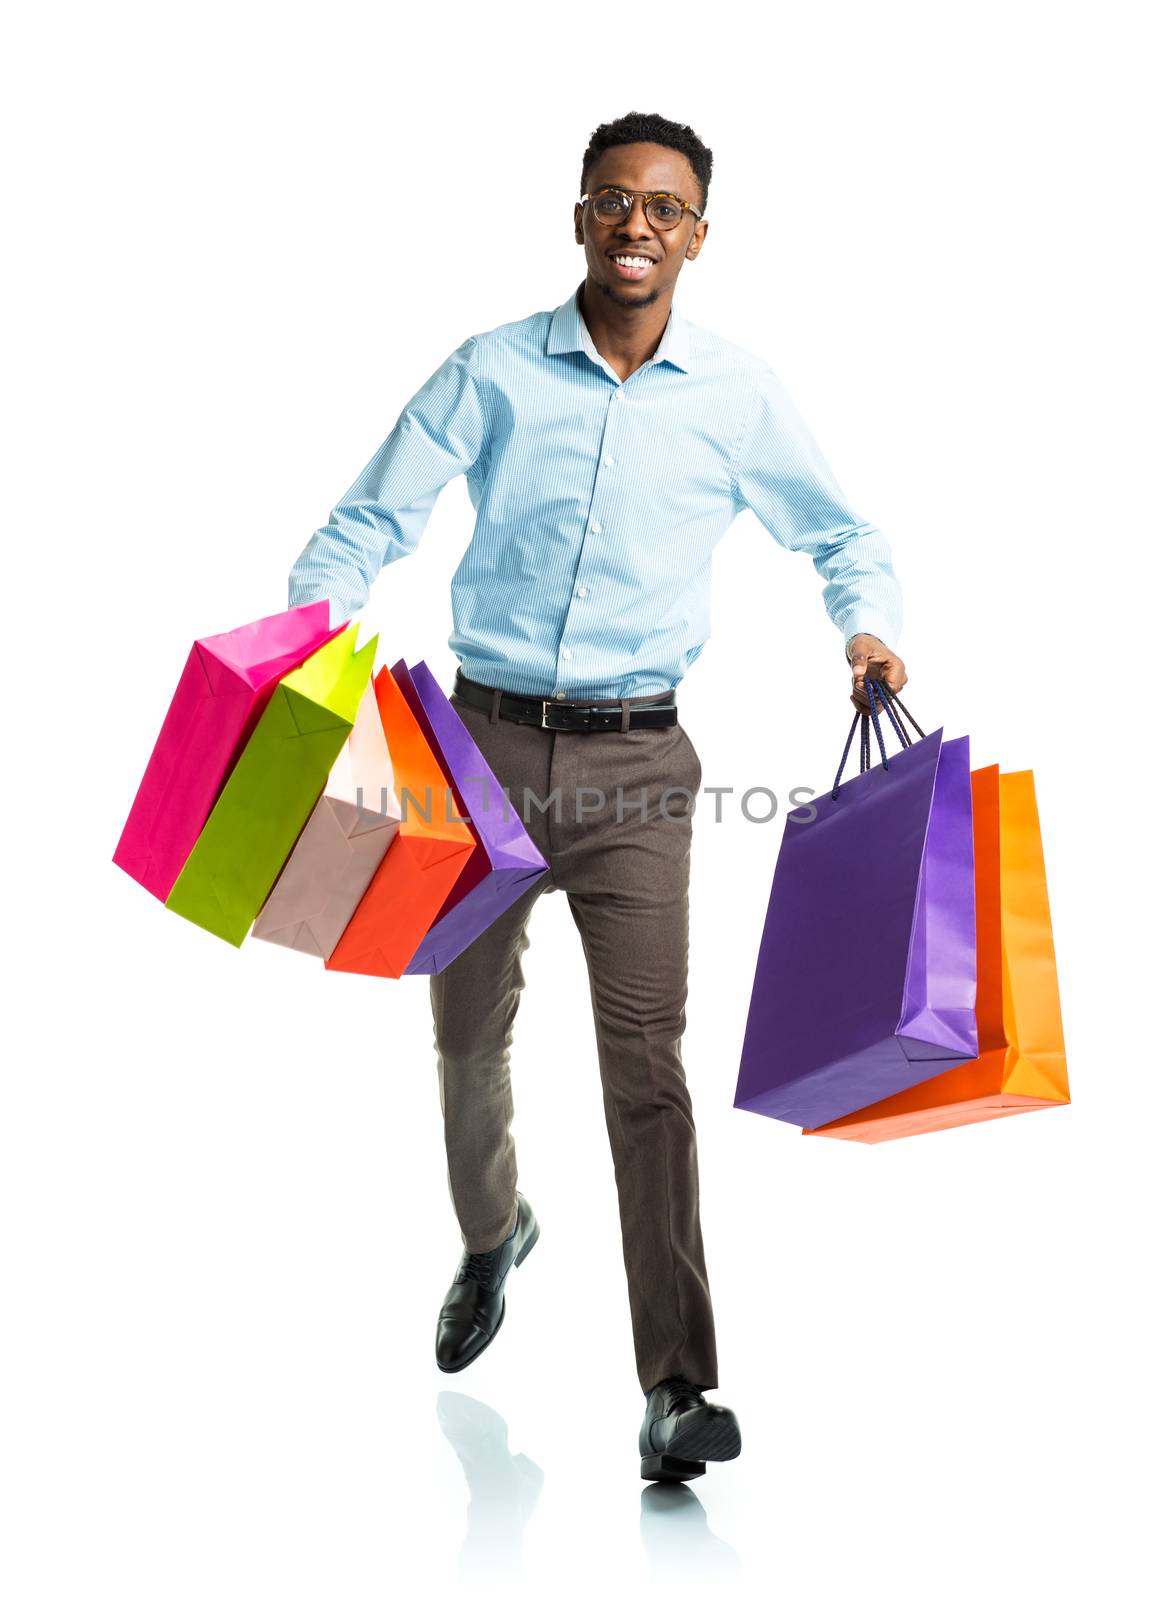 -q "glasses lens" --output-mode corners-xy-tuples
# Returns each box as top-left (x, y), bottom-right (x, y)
(646, 196), (685, 230)
(592, 189), (631, 224)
